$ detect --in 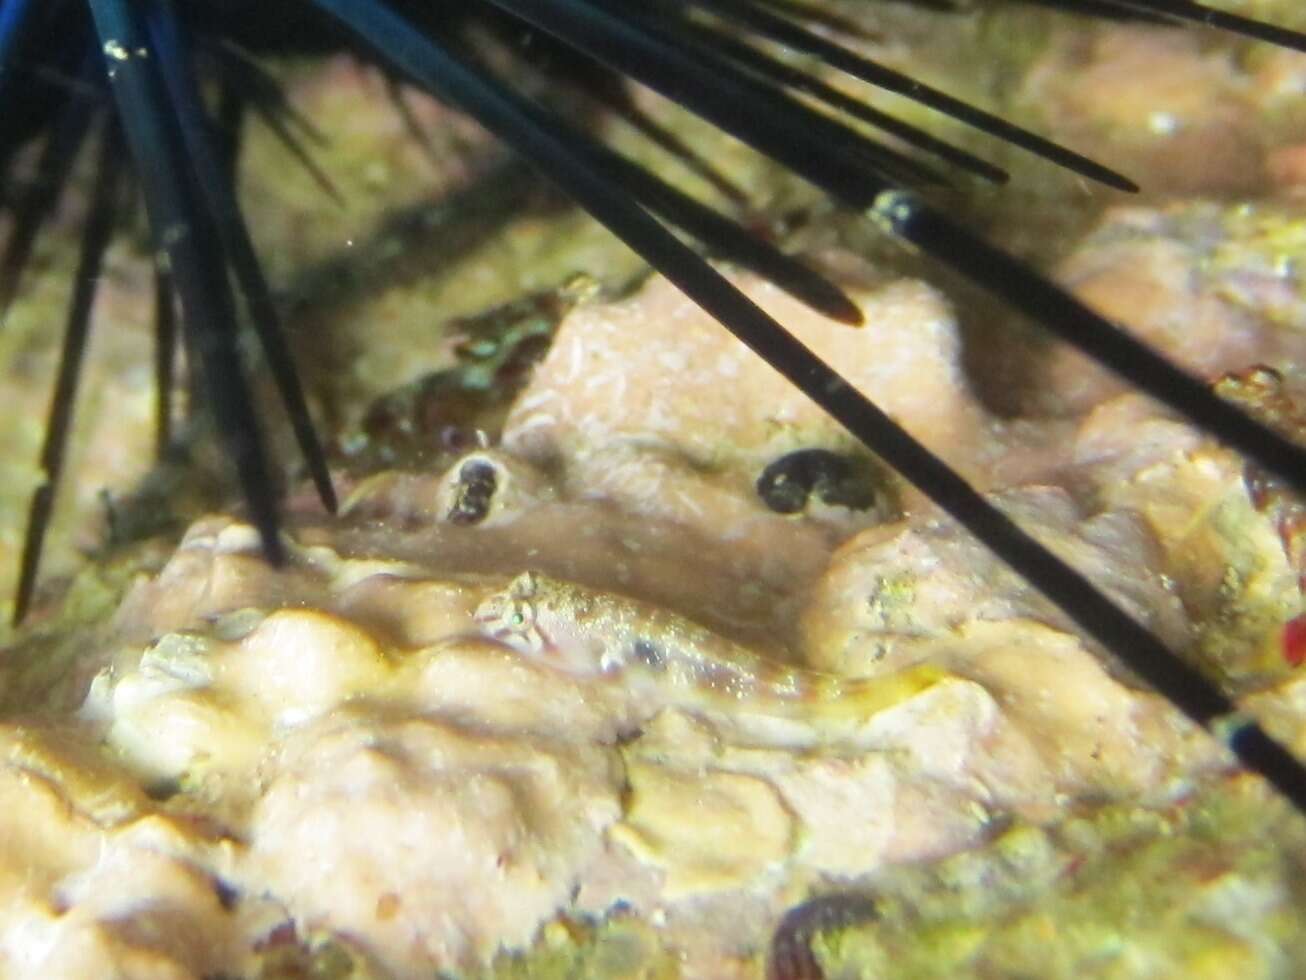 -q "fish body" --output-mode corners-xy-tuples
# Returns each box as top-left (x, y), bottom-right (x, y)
(474, 571), (944, 722)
